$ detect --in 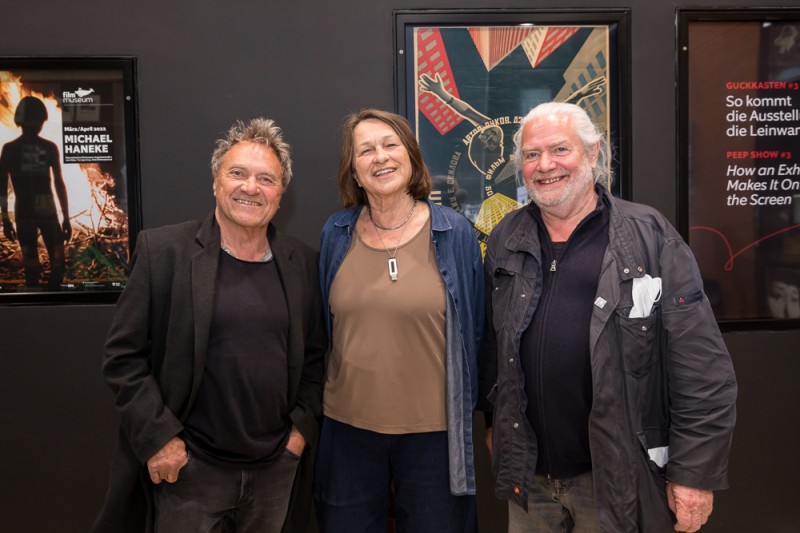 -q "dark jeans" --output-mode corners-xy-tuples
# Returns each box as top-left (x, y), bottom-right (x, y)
(313, 417), (476, 533)
(508, 471), (600, 533)
(153, 449), (300, 533)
